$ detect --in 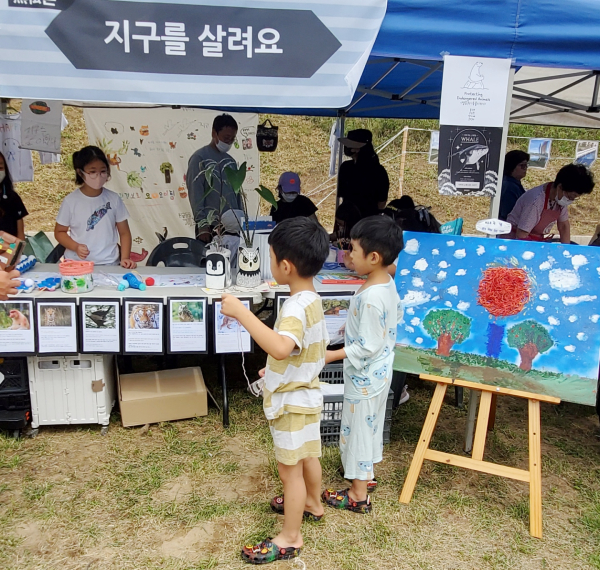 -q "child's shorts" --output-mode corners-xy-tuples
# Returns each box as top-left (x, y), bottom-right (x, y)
(339, 389), (389, 480)
(268, 411), (322, 466)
